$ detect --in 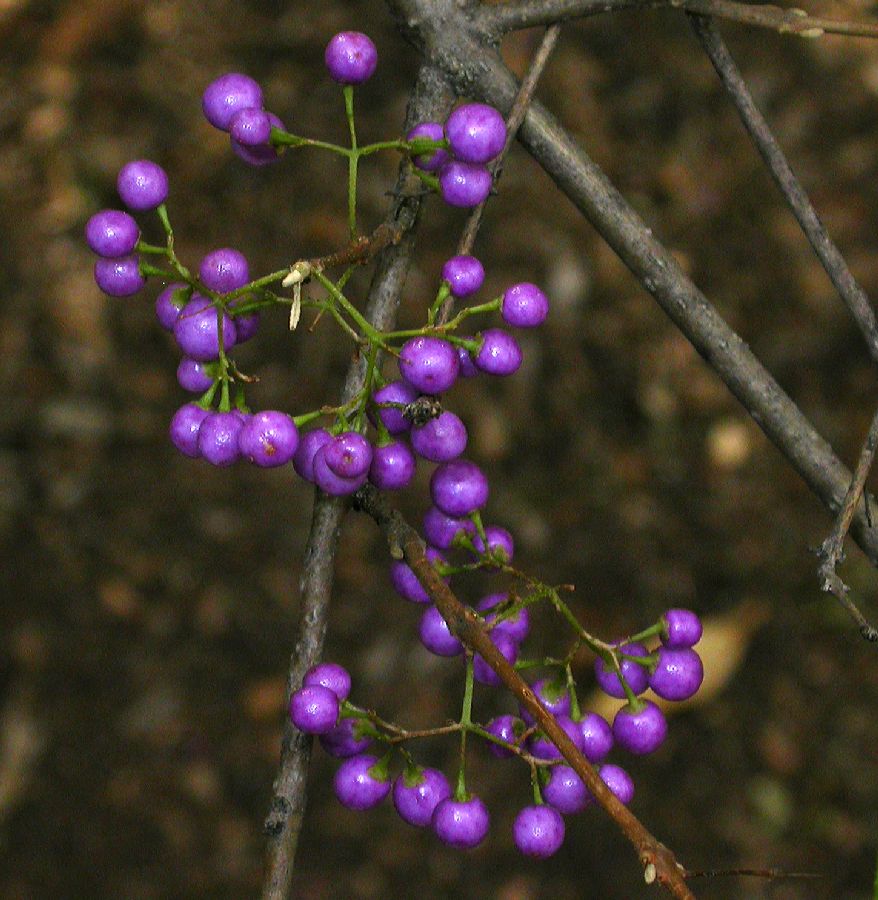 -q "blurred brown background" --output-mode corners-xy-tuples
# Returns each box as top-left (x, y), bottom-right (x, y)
(4, 0), (878, 897)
